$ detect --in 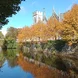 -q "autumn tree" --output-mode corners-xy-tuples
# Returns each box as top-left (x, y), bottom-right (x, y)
(31, 22), (48, 41)
(0, 0), (25, 28)
(47, 16), (63, 40)
(17, 26), (31, 42)
(17, 22), (49, 42)
(62, 4), (78, 43)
